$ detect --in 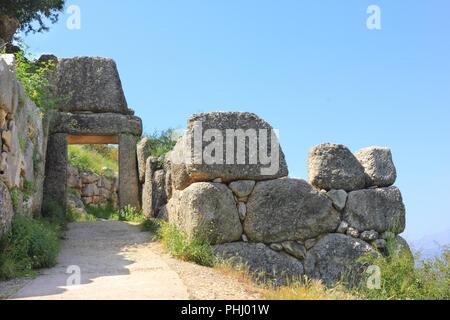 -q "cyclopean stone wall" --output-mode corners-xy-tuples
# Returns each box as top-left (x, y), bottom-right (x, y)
(0, 54), (47, 236)
(66, 165), (118, 216)
(140, 112), (411, 286)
